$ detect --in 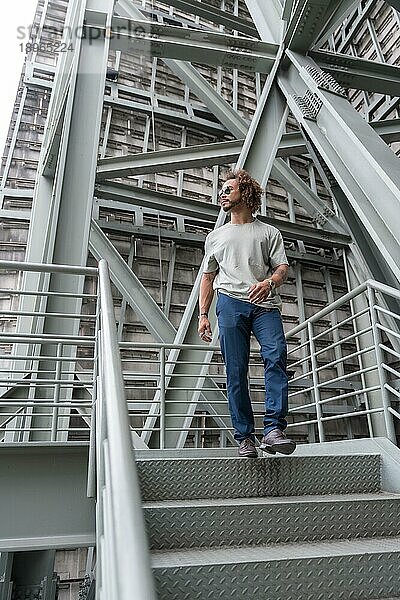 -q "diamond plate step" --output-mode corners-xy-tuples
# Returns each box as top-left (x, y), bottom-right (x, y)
(152, 536), (400, 600)
(137, 454), (381, 501)
(144, 492), (400, 551)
